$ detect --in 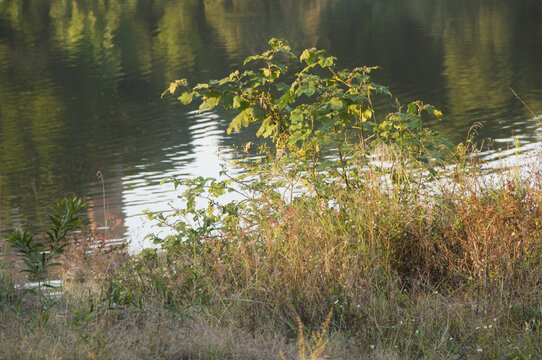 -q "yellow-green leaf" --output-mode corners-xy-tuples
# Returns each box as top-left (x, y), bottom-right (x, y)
(199, 97), (220, 112)
(179, 91), (195, 105)
(228, 108), (254, 134)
